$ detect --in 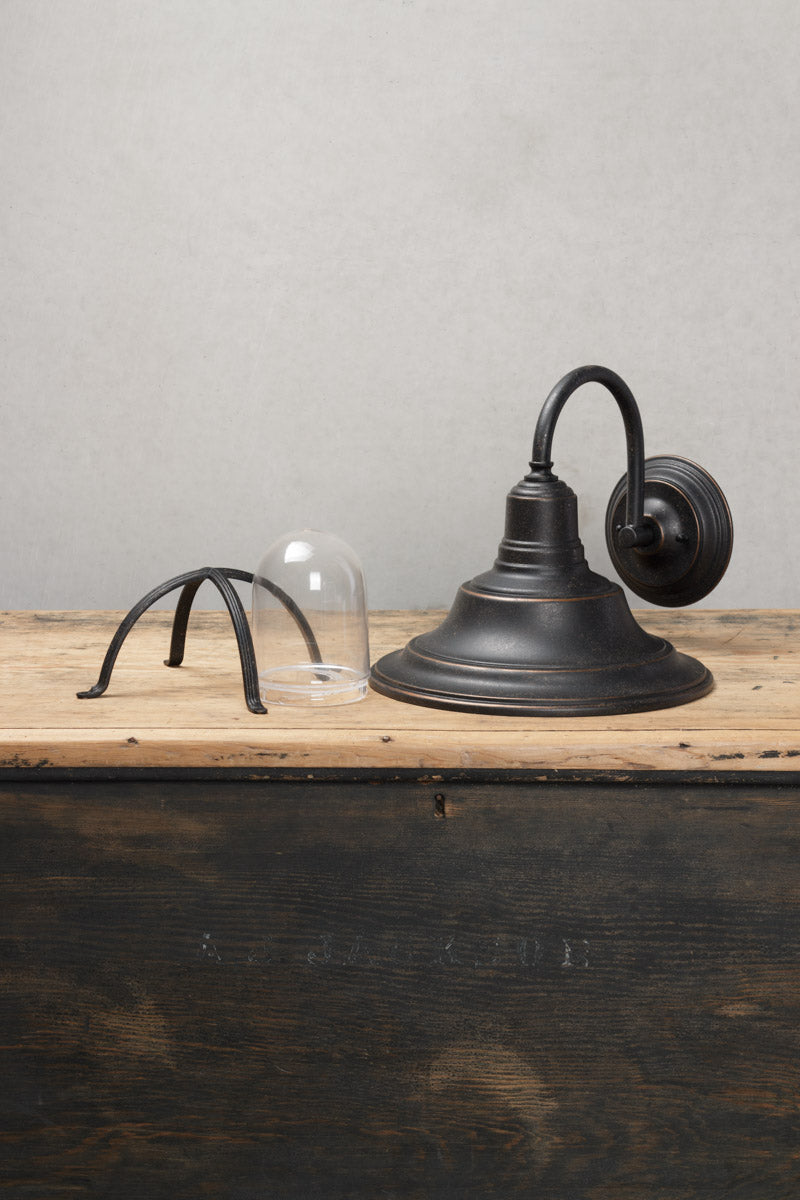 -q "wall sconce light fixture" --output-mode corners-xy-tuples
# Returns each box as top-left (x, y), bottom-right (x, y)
(370, 365), (732, 716)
